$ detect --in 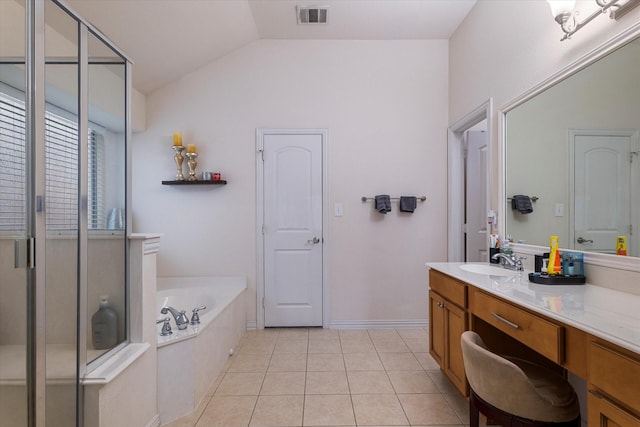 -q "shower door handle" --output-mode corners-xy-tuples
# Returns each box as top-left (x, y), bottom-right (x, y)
(14, 238), (35, 269)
